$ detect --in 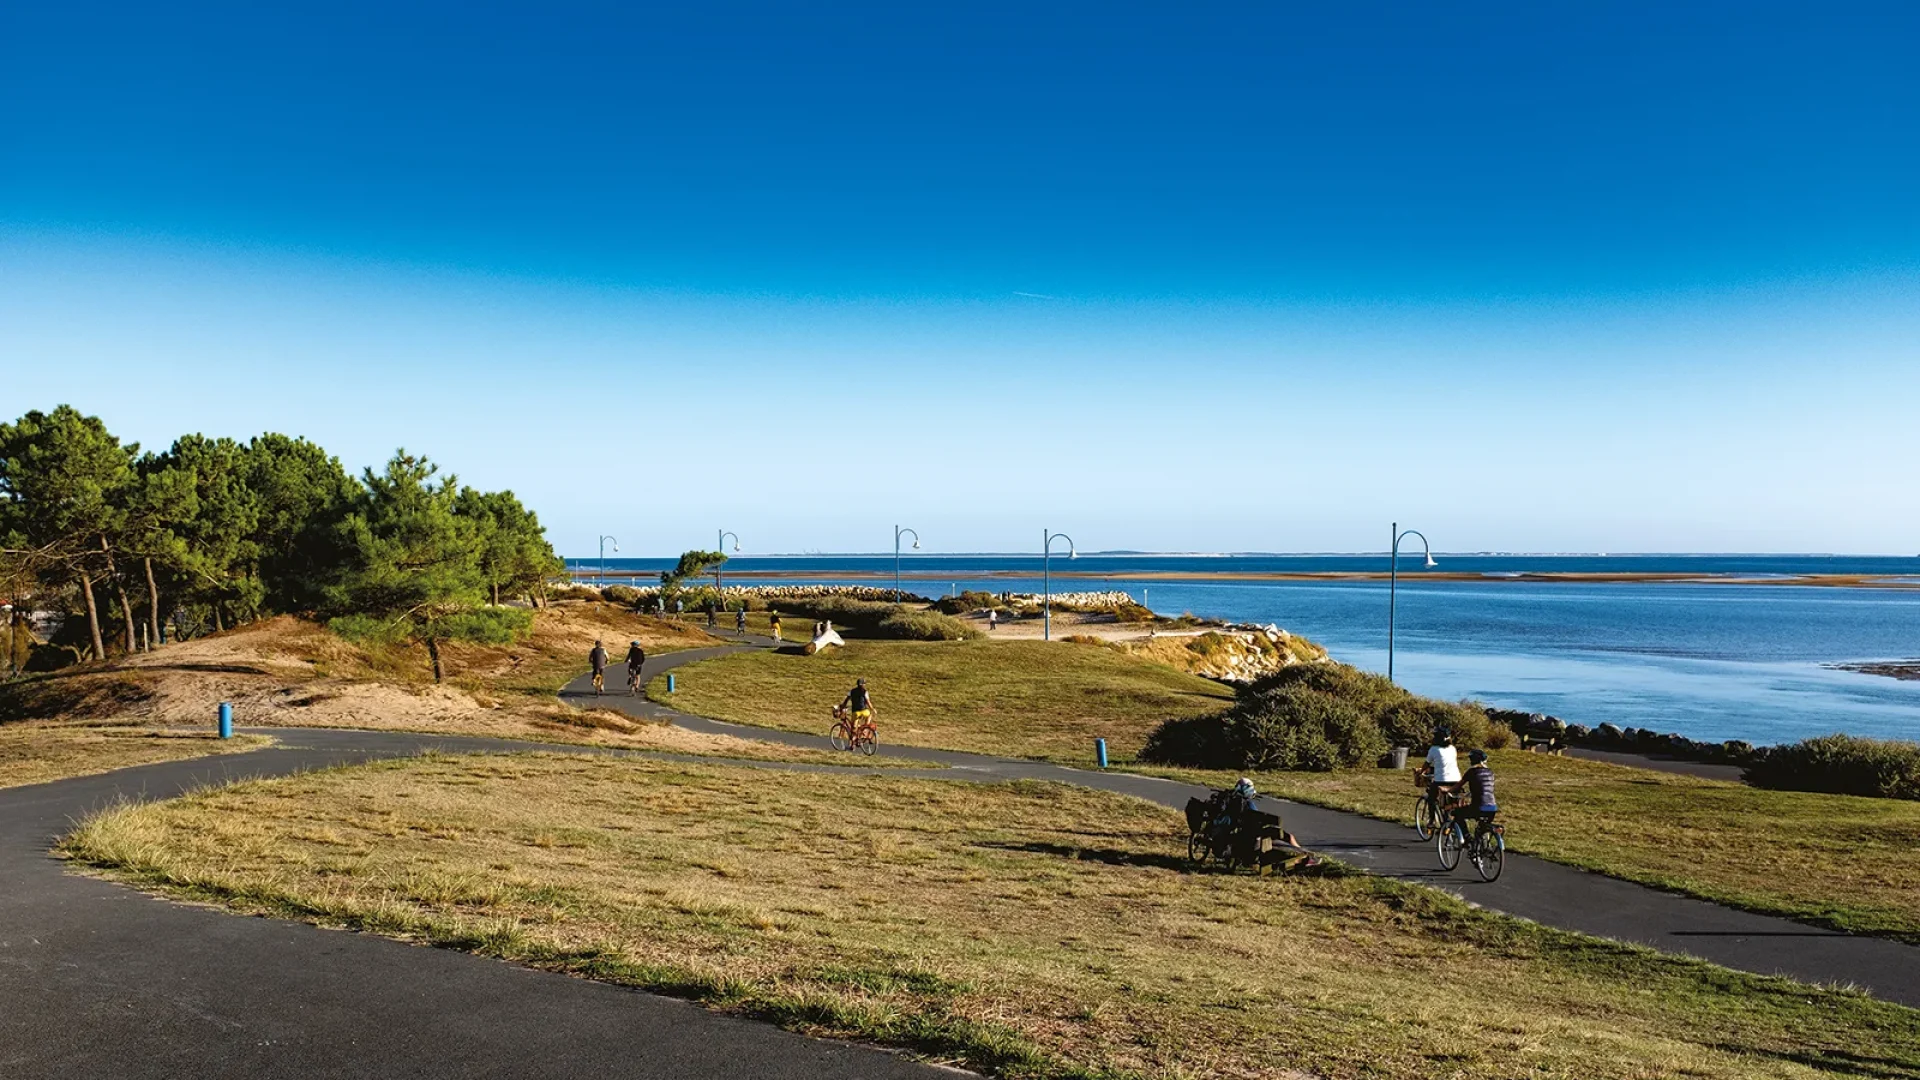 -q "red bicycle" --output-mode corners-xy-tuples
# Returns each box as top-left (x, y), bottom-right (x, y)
(828, 705), (878, 756)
